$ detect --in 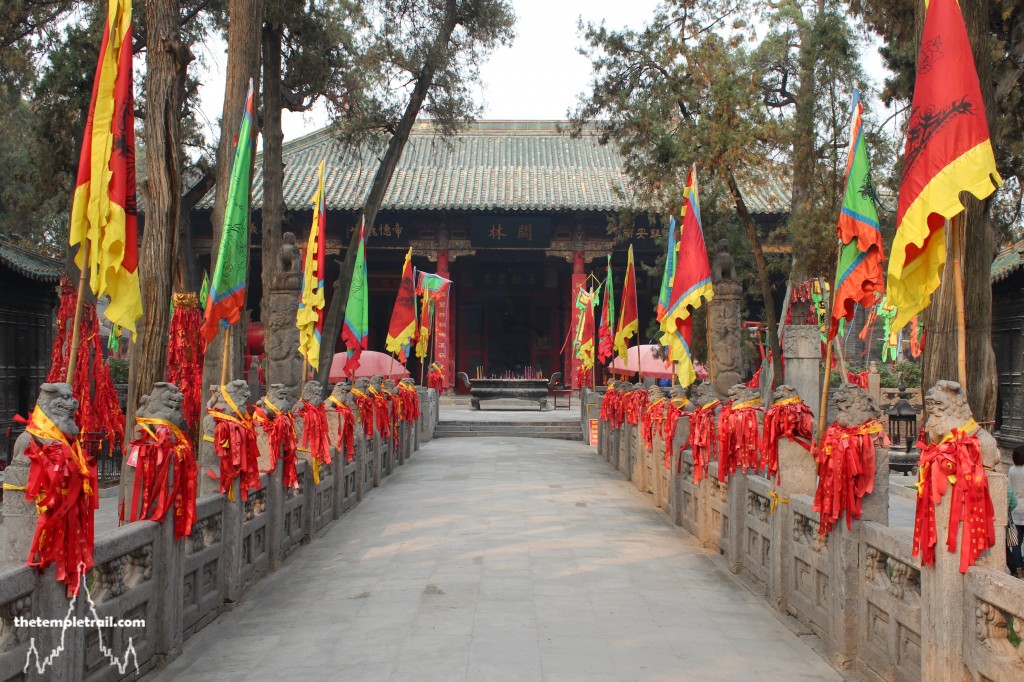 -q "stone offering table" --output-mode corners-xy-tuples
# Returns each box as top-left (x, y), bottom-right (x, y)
(467, 378), (551, 410)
